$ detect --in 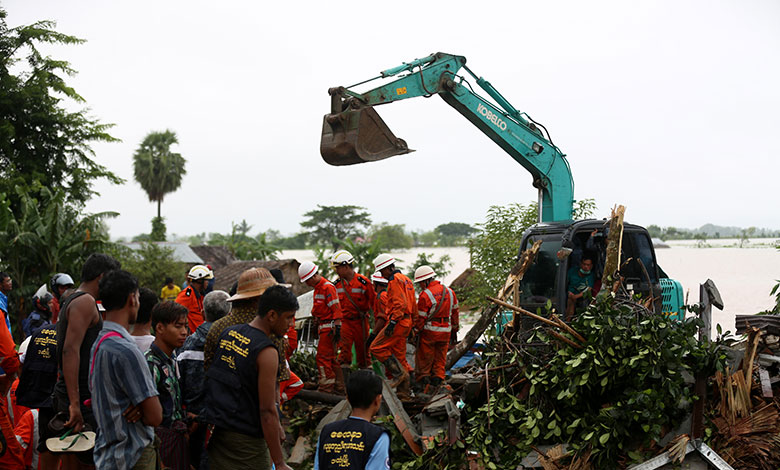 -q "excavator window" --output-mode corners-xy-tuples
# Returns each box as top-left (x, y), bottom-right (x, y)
(518, 234), (561, 309)
(619, 233), (659, 285)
